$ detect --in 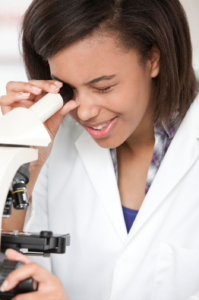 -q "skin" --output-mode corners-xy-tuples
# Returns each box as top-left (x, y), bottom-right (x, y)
(49, 35), (159, 150)
(49, 34), (160, 209)
(0, 32), (160, 298)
